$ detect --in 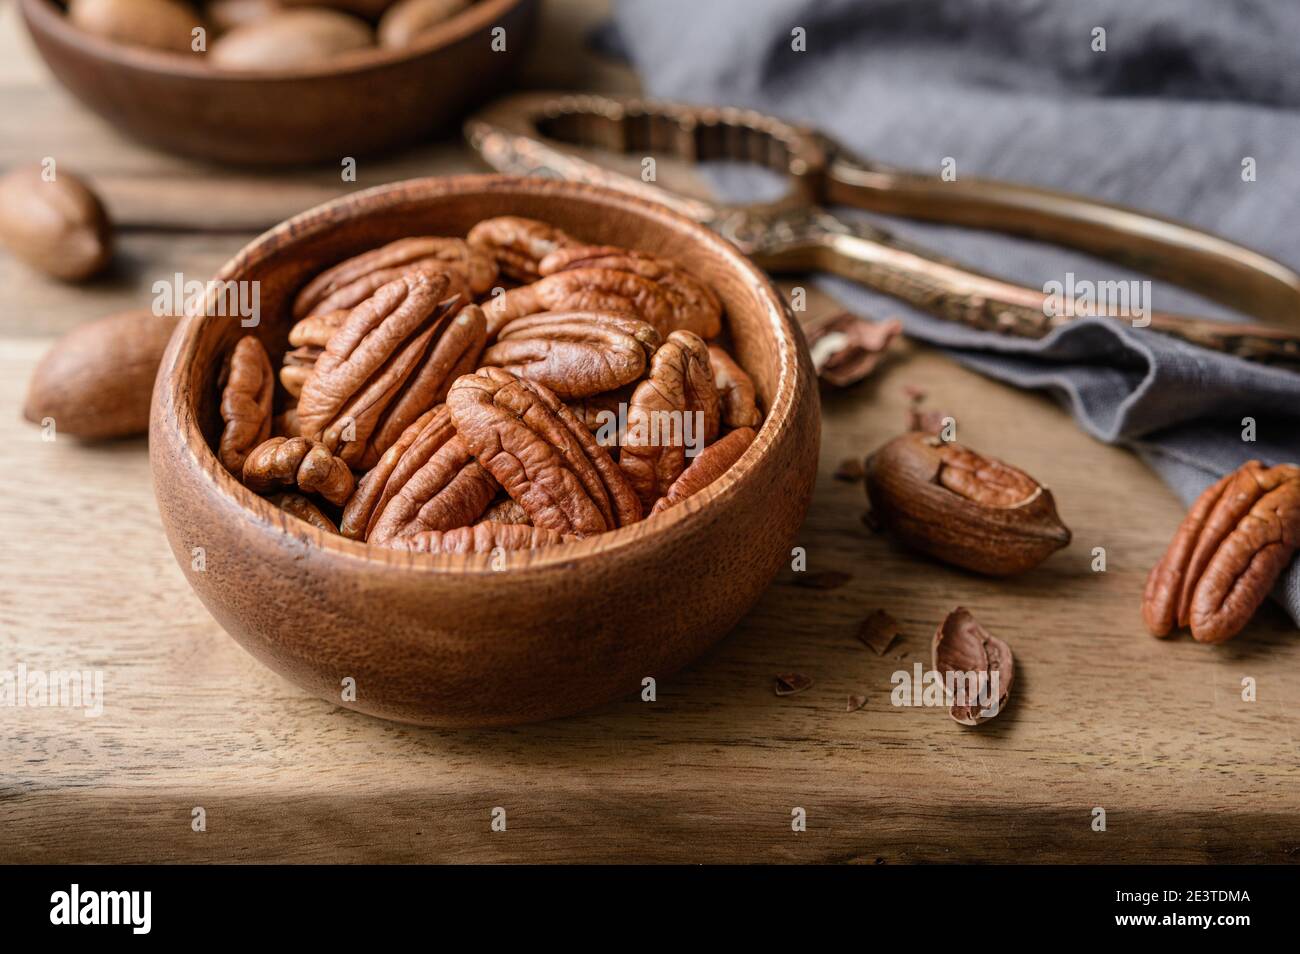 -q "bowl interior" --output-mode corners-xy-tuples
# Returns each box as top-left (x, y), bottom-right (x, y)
(169, 175), (798, 569)
(29, 0), (528, 79)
